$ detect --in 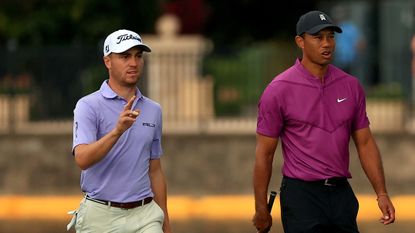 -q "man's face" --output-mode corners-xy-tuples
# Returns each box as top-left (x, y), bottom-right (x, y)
(297, 28), (336, 66)
(104, 46), (144, 86)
